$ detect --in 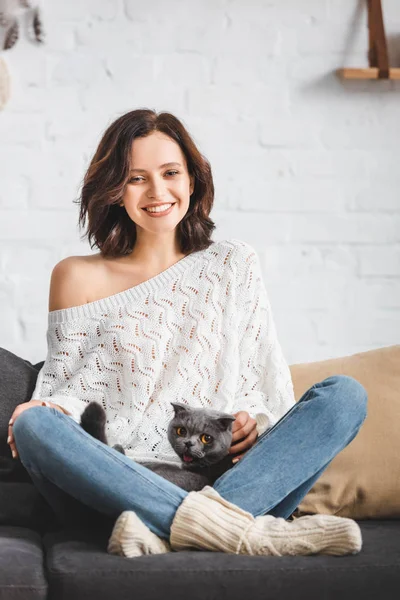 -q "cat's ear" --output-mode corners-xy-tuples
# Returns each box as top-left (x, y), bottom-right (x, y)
(170, 402), (189, 417)
(215, 415), (236, 431)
